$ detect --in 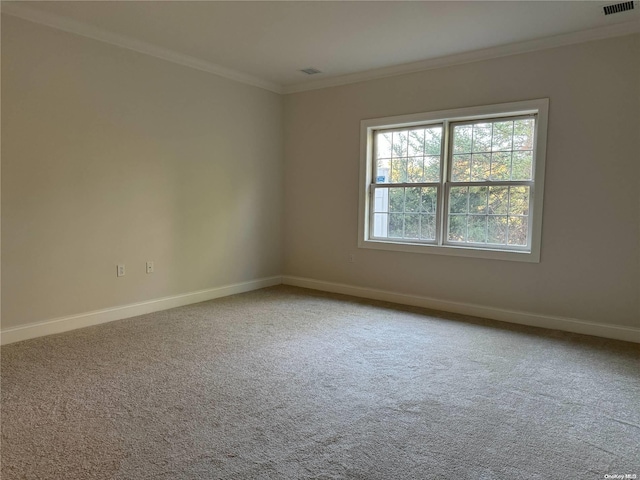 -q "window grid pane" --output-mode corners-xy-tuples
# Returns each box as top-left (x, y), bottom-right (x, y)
(374, 126), (443, 185)
(371, 186), (438, 242)
(446, 185), (530, 248)
(450, 118), (535, 182)
(368, 110), (539, 254)
(445, 116), (535, 249)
